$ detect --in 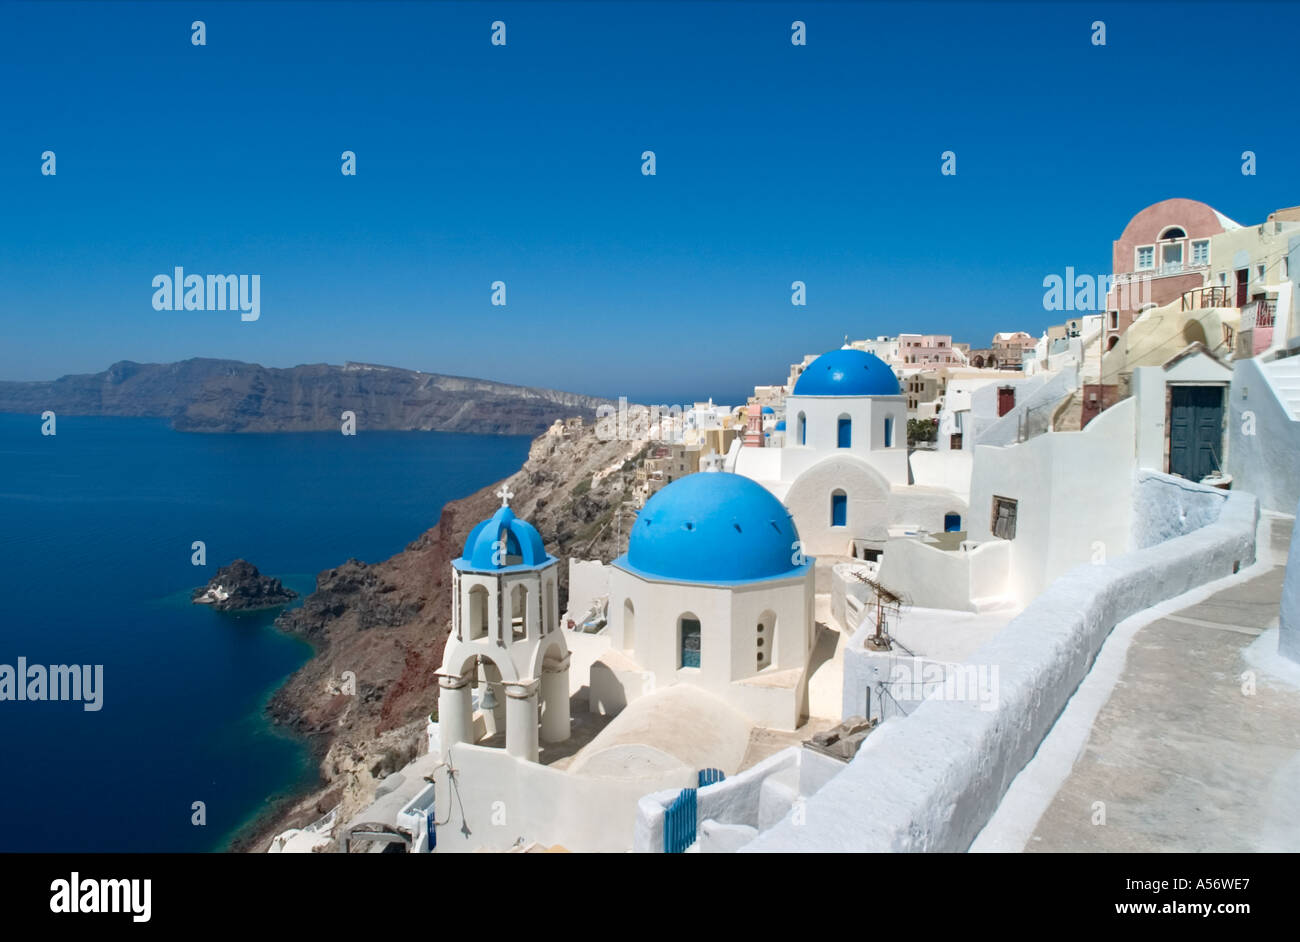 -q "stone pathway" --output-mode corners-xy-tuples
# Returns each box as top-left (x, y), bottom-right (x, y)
(1023, 518), (1299, 852)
